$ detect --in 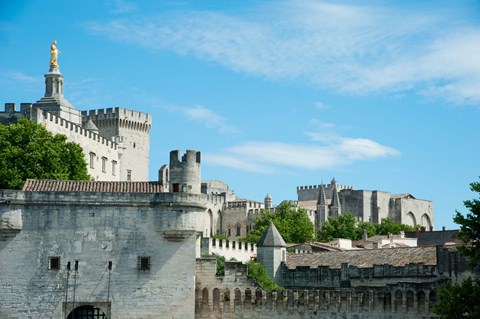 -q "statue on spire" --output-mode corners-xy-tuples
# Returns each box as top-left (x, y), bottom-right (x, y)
(49, 40), (61, 71)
